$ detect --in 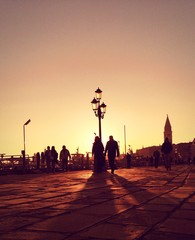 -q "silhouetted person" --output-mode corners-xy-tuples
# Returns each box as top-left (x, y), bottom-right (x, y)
(36, 152), (40, 169)
(126, 152), (132, 168)
(45, 146), (51, 172)
(105, 135), (120, 174)
(153, 149), (160, 168)
(92, 136), (104, 173)
(161, 137), (173, 171)
(51, 146), (58, 173)
(60, 145), (71, 171)
(41, 151), (45, 167)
